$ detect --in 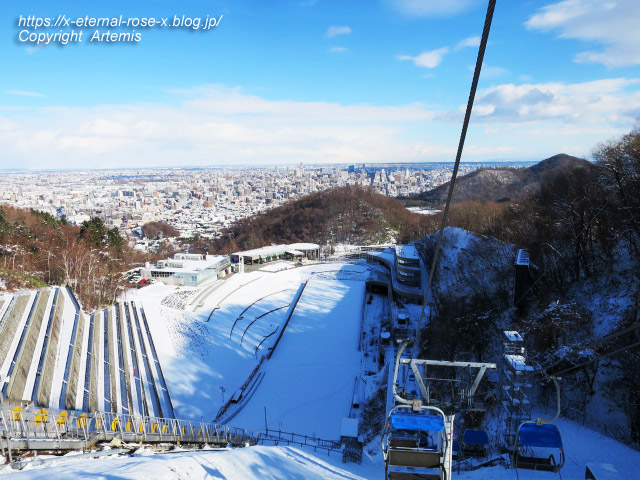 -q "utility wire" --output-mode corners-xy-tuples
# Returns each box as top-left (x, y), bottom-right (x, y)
(417, 0), (497, 347)
(547, 340), (640, 379)
(521, 320), (640, 380)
